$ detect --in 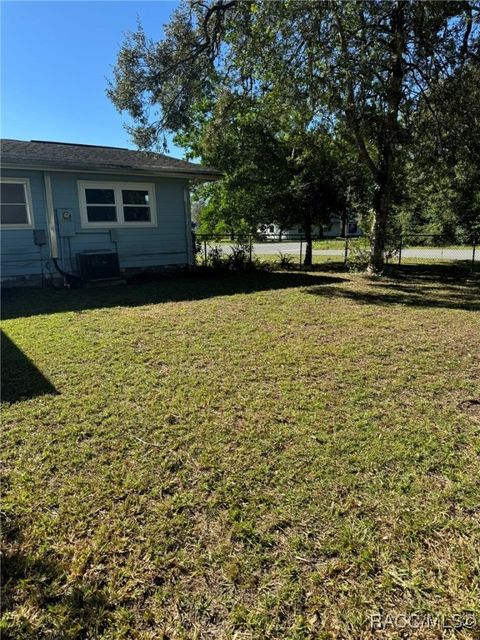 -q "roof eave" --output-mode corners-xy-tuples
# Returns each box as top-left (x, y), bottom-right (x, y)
(0, 159), (222, 181)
